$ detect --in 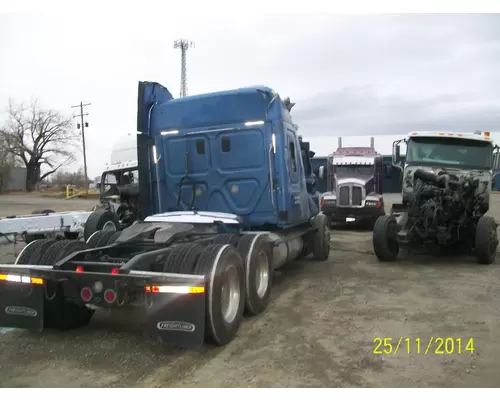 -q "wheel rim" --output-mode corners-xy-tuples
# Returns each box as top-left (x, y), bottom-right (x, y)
(220, 264), (241, 325)
(255, 251), (270, 298)
(102, 221), (117, 232)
